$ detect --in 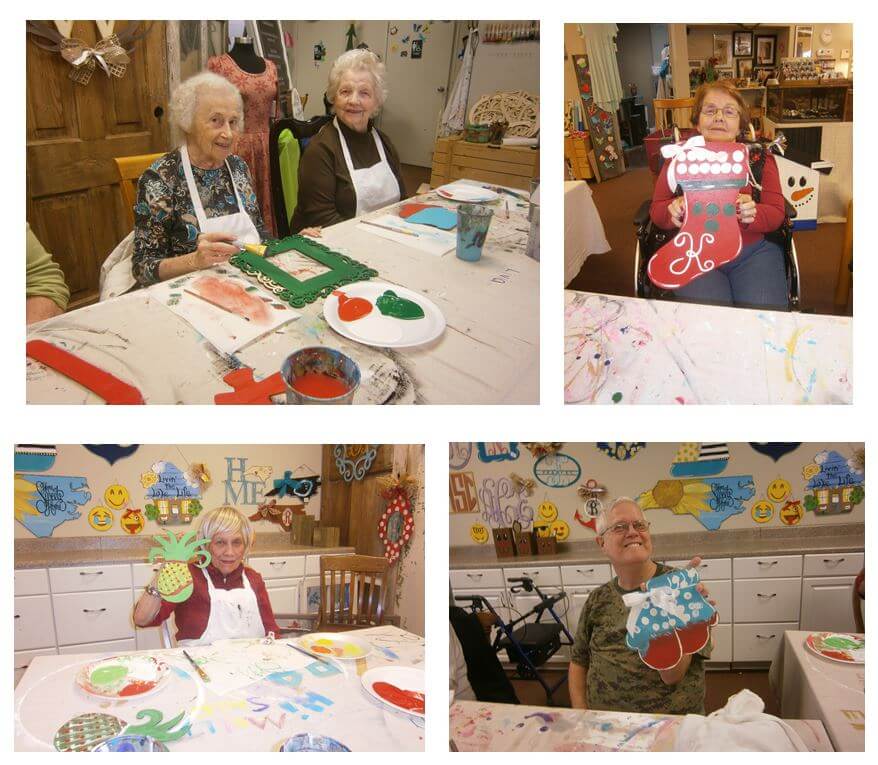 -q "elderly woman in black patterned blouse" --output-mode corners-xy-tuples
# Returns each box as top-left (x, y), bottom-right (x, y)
(132, 72), (268, 286)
